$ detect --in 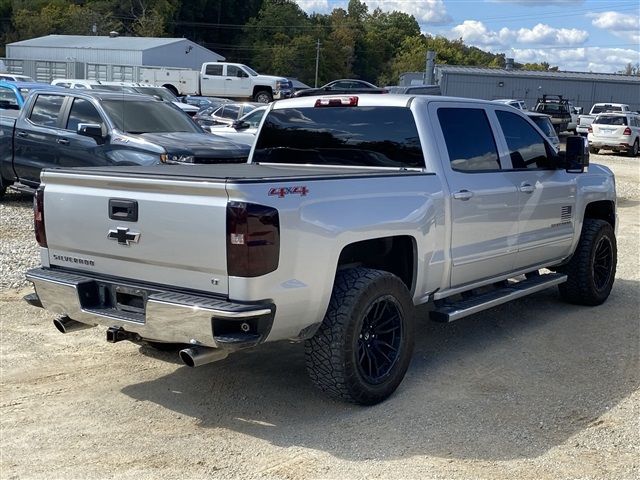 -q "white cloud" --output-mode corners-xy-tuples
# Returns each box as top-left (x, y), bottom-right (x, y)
(491, 0), (584, 5)
(366, 1), (451, 25)
(511, 46), (640, 72)
(589, 11), (640, 44)
(294, 0), (452, 25)
(295, 0), (330, 13)
(452, 20), (588, 46)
